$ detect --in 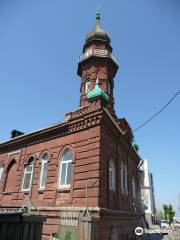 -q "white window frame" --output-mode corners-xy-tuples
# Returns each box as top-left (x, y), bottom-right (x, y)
(0, 166), (3, 182)
(109, 160), (115, 191)
(59, 150), (72, 188)
(85, 80), (91, 94)
(22, 161), (34, 191)
(39, 153), (48, 189)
